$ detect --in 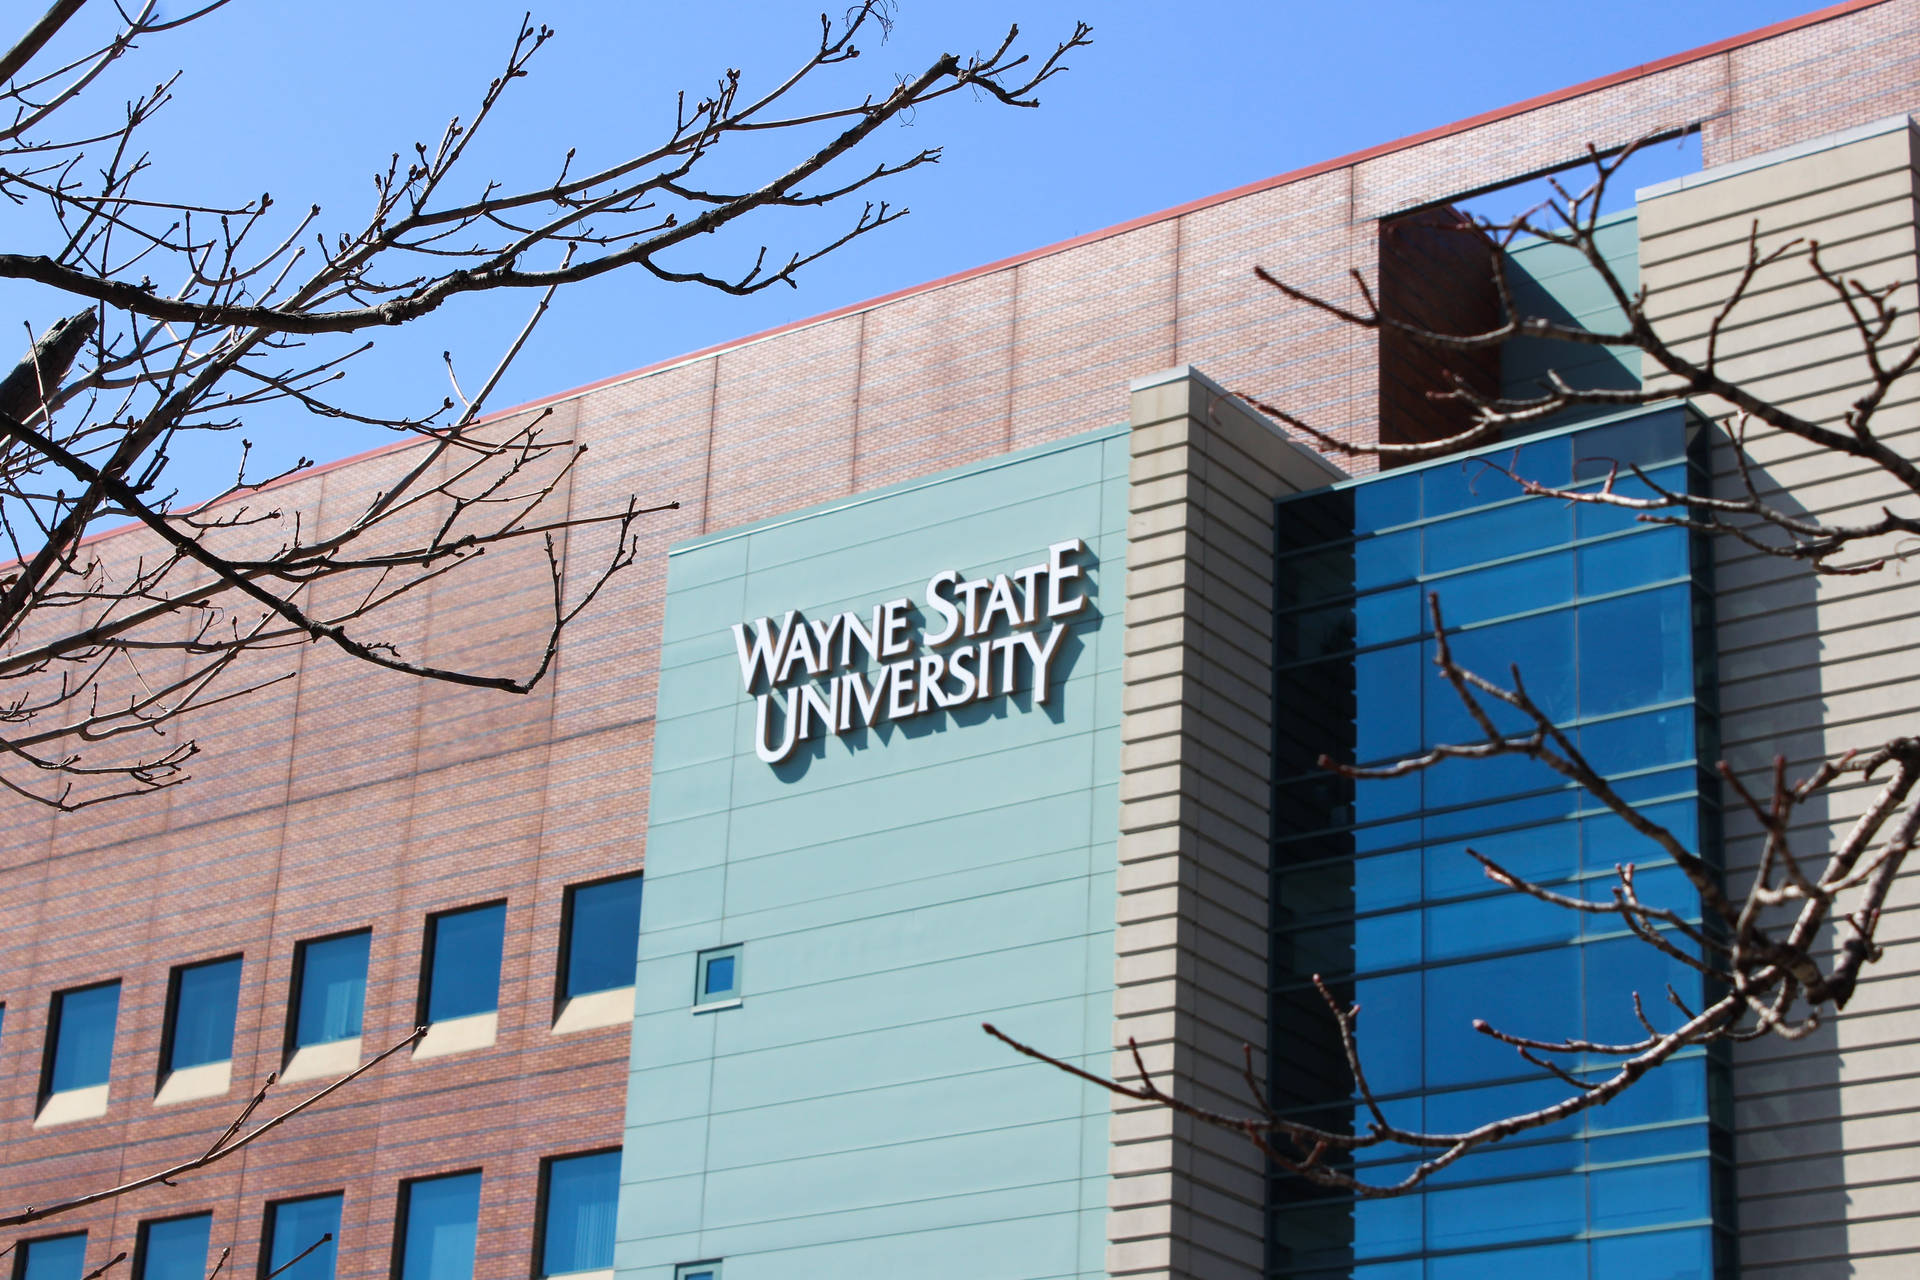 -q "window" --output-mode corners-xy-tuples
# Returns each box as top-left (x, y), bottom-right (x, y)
(693, 945), (741, 1008)
(395, 1172), (481, 1280)
(291, 932), (370, 1048)
(559, 876), (642, 999)
(422, 904), (505, 1023)
(39, 981), (119, 1124)
(160, 957), (243, 1099)
(262, 1194), (341, 1280)
(536, 1152), (619, 1277)
(673, 1266), (721, 1280)
(16, 1234), (86, 1280)
(135, 1215), (212, 1280)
